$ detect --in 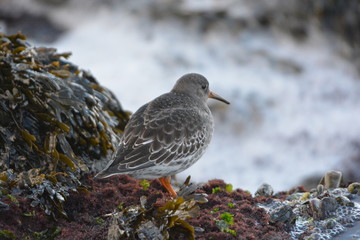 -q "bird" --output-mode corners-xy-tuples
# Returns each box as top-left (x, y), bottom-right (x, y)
(95, 73), (229, 197)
